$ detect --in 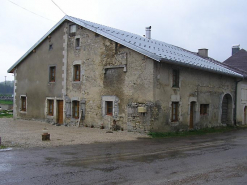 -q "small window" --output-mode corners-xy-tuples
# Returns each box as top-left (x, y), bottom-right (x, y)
(49, 66), (56, 82)
(72, 101), (79, 119)
(70, 24), (76, 33)
(171, 102), (179, 122)
(49, 44), (53, 51)
(75, 38), (80, 48)
(172, 69), (179, 87)
(69, 25), (76, 36)
(73, 65), (80, 81)
(21, 96), (26, 112)
(106, 101), (113, 116)
(200, 104), (209, 115)
(48, 100), (54, 116)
